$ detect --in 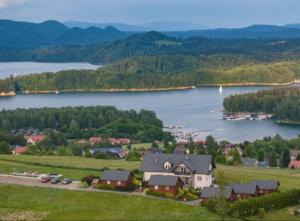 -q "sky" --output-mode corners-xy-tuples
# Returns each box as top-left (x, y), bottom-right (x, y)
(0, 0), (300, 28)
